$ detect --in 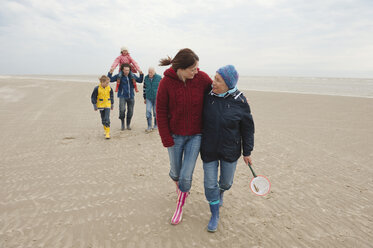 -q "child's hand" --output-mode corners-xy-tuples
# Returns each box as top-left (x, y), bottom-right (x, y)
(109, 68), (114, 74)
(111, 106), (114, 110)
(93, 105), (98, 111)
